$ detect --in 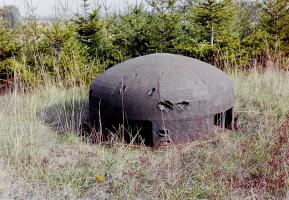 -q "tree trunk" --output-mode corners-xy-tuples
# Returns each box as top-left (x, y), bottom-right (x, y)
(210, 26), (214, 45)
